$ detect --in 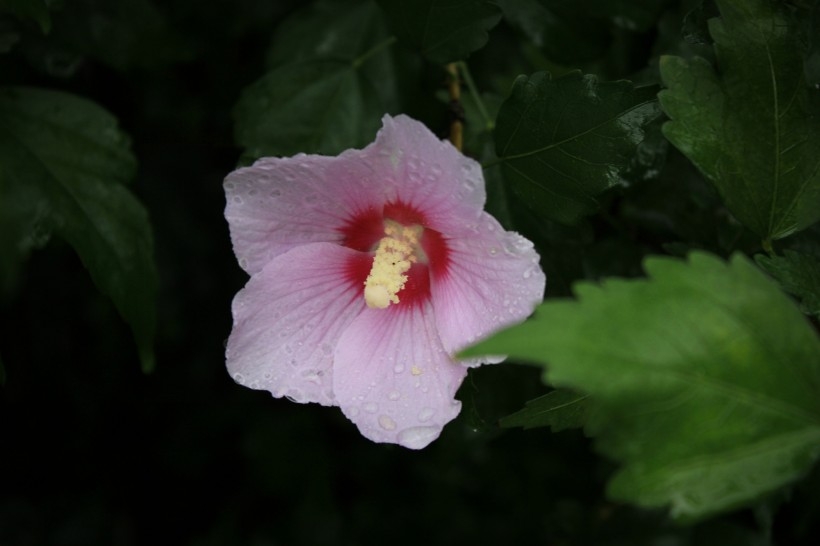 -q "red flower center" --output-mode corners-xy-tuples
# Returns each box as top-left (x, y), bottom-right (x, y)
(339, 200), (450, 308)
